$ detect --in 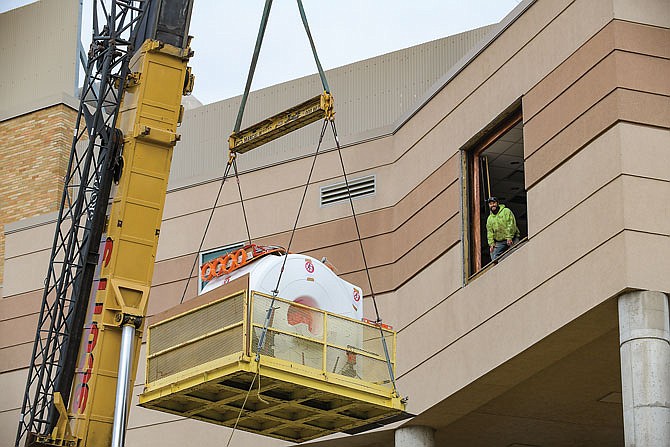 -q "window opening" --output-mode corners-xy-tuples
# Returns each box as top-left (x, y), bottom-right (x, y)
(466, 110), (527, 276)
(199, 242), (244, 292)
